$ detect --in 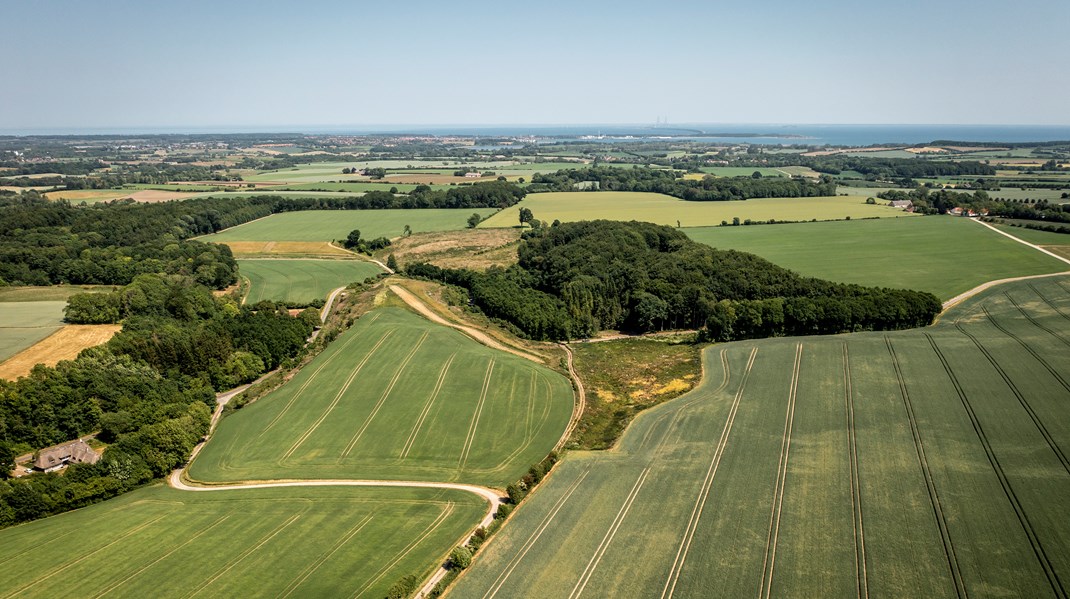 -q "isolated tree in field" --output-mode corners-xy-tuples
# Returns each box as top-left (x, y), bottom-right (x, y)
(344, 229), (361, 249)
(519, 207), (534, 227)
(752, 171), (763, 178)
(402, 224), (412, 237)
(386, 254), (398, 271)
(467, 213), (483, 228)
